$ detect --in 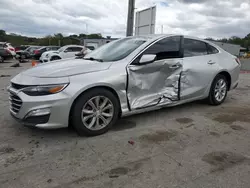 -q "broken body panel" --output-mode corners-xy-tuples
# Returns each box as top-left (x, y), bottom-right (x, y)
(127, 58), (183, 109)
